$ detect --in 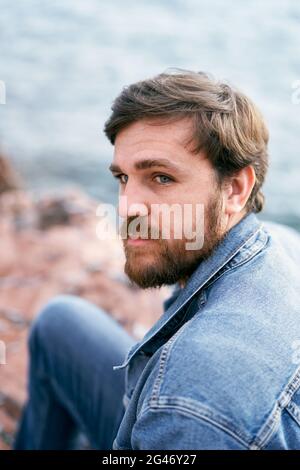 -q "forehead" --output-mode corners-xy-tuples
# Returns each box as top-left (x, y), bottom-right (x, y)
(113, 118), (198, 165)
